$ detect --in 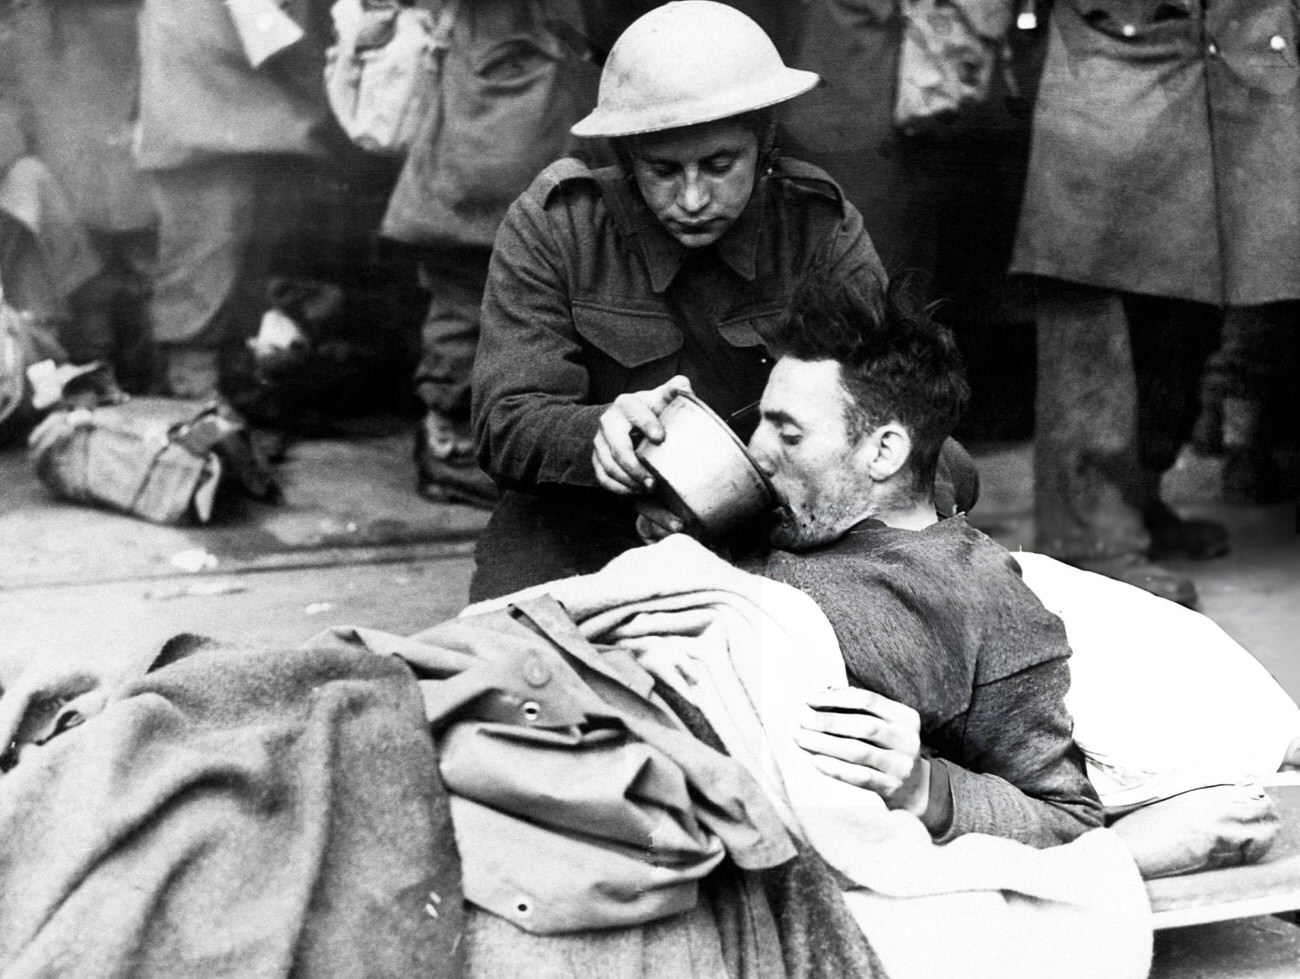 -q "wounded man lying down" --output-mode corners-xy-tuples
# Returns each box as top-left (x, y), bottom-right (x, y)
(0, 271), (1284, 978)
(626, 269), (1290, 853)
(634, 270), (1104, 847)
(0, 546), (1272, 979)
